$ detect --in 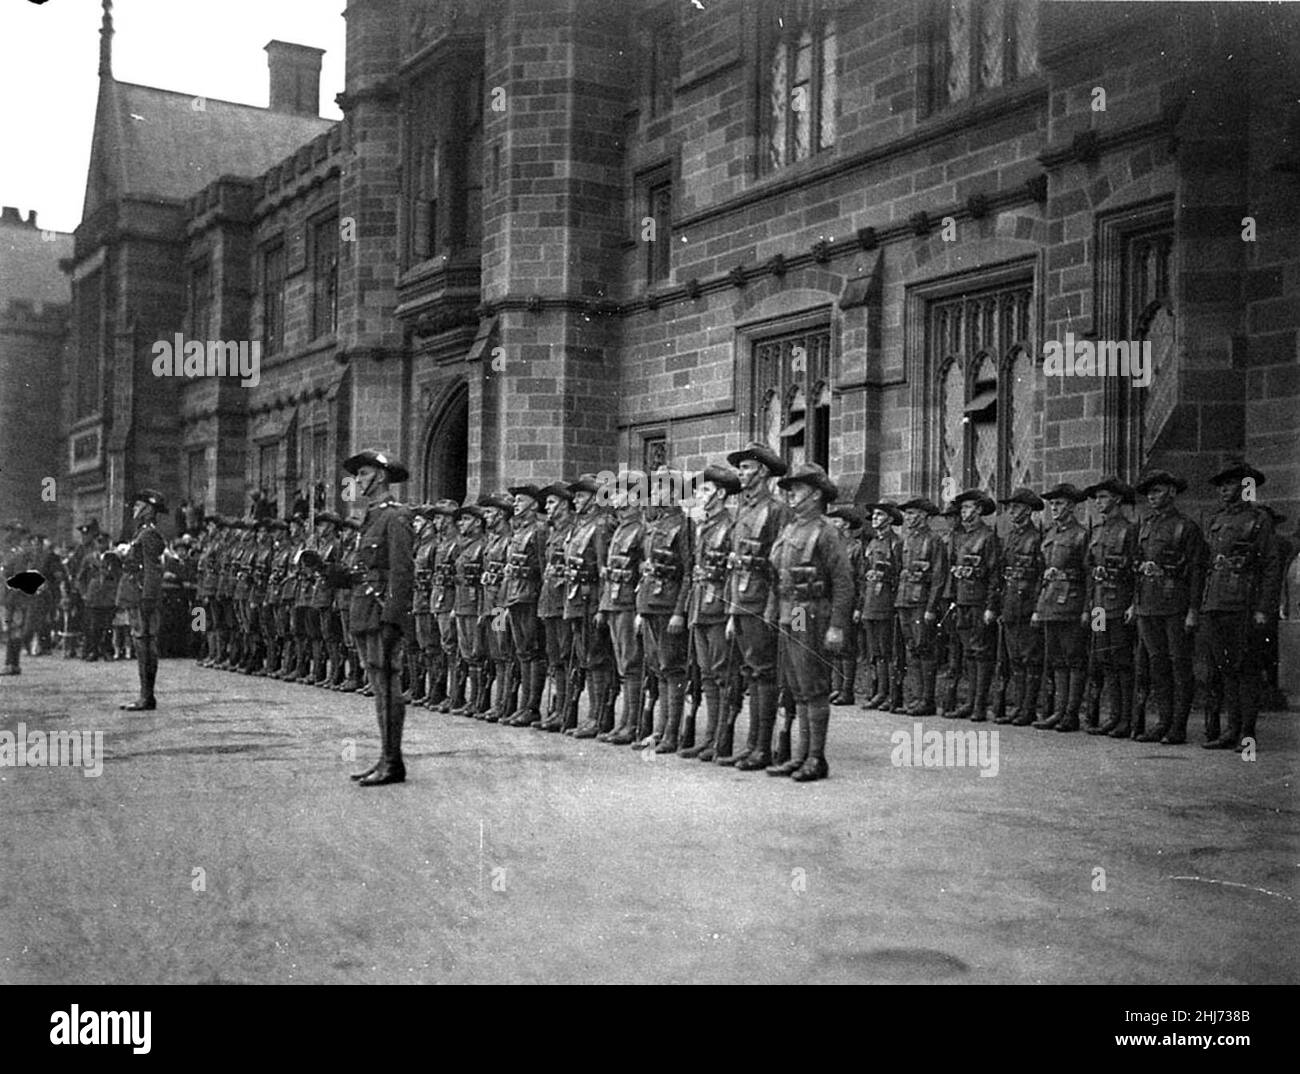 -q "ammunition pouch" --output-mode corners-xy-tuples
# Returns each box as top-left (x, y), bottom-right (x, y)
(1212, 553), (1248, 573)
(778, 565), (826, 602)
(1042, 567), (1080, 583)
